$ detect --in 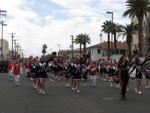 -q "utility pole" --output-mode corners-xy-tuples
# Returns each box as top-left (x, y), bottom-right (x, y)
(16, 43), (19, 59)
(14, 40), (16, 60)
(0, 10), (7, 17)
(70, 35), (74, 58)
(10, 33), (15, 61)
